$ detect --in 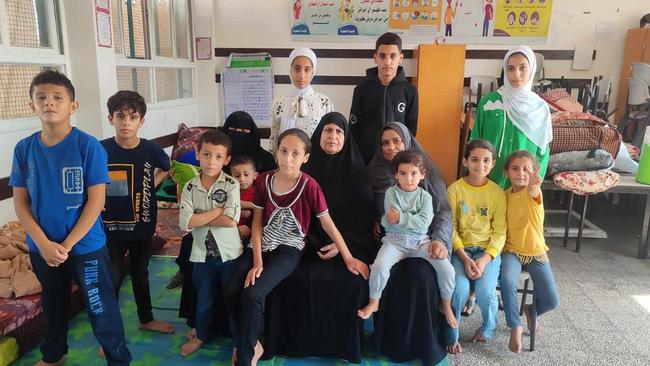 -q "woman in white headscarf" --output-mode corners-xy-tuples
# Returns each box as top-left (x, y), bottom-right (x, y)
(470, 45), (552, 188)
(268, 47), (334, 150)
